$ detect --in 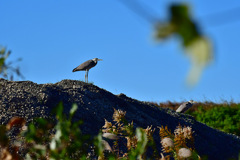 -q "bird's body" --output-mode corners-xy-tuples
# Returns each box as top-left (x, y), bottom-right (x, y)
(176, 100), (197, 113)
(73, 59), (97, 72)
(73, 58), (102, 83)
